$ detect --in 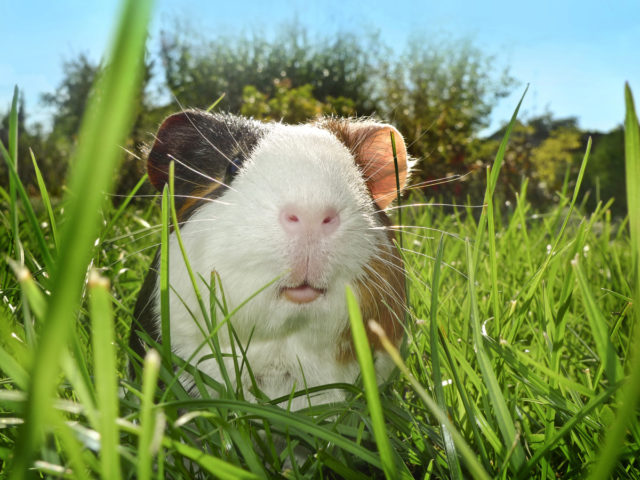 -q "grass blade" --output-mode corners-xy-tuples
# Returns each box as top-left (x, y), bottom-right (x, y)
(9, 1), (154, 477)
(1, 142), (55, 271)
(466, 241), (526, 471)
(8, 86), (19, 258)
(587, 83), (640, 480)
(572, 259), (623, 384)
(88, 270), (121, 480)
(160, 183), (172, 362)
(430, 235), (462, 478)
(624, 83), (640, 267)
(369, 322), (491, 480)
(473, 85), (528, 267)
(117, 418), (259, 479)
(101, 172), (149, 239)
(138, 349), (161, 480)
(30, 149), (58, 250)
(345, 285), (400, 480)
